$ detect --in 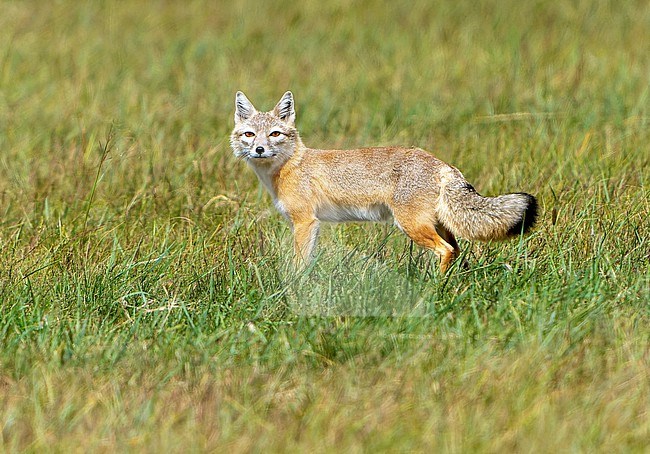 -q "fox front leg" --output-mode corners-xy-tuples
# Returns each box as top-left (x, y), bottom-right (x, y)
(292, 218), (320, 266)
